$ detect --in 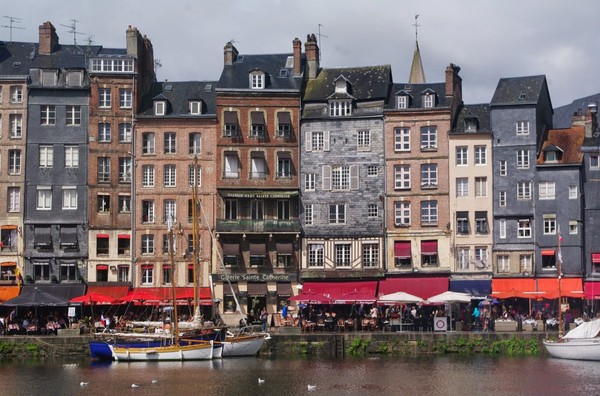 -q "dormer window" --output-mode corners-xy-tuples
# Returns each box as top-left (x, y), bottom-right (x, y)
(397, 95), (408, 109)
(250, 71), (265, 89)
(335, 78), (350, 94)
(189, 101), (202, 115)
(154, 101), (166, 116)
(41, 70), (57, 87)
(66, 71), (83, 87)
(545, 151), (557, 163)
(465, 118), (478, 132)
(543, 145), (563, 163)
(329, 100), (352, 117)
(423, 92), (435, 108)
